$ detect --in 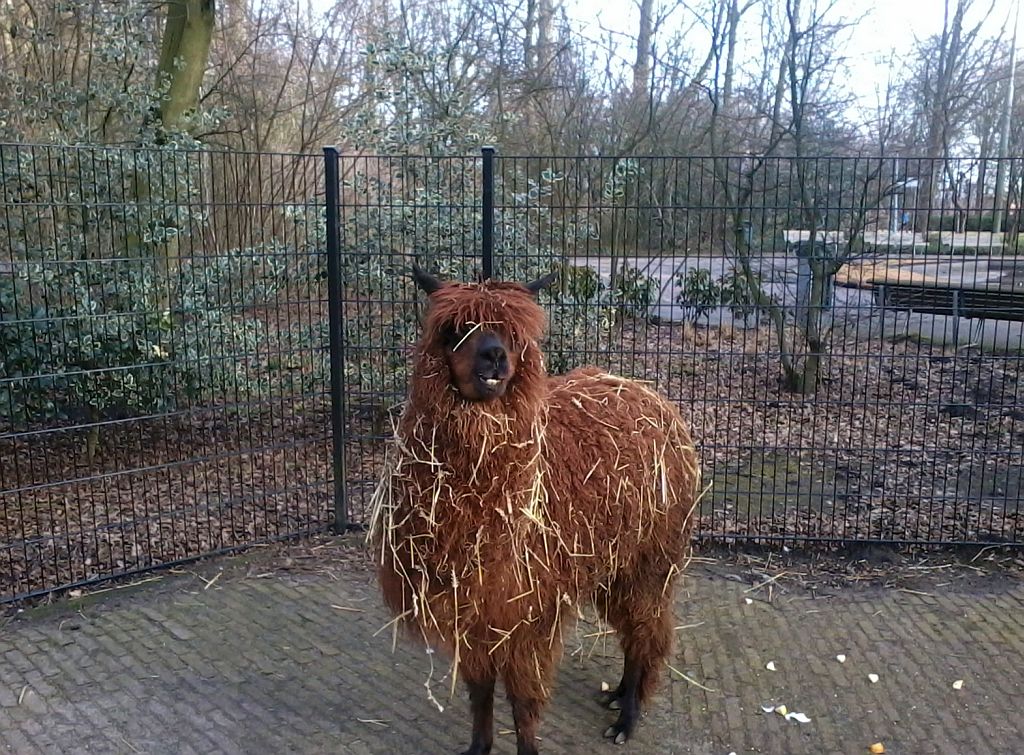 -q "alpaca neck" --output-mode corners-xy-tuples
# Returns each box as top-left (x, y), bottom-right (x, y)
(403, 355), (547, 491)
